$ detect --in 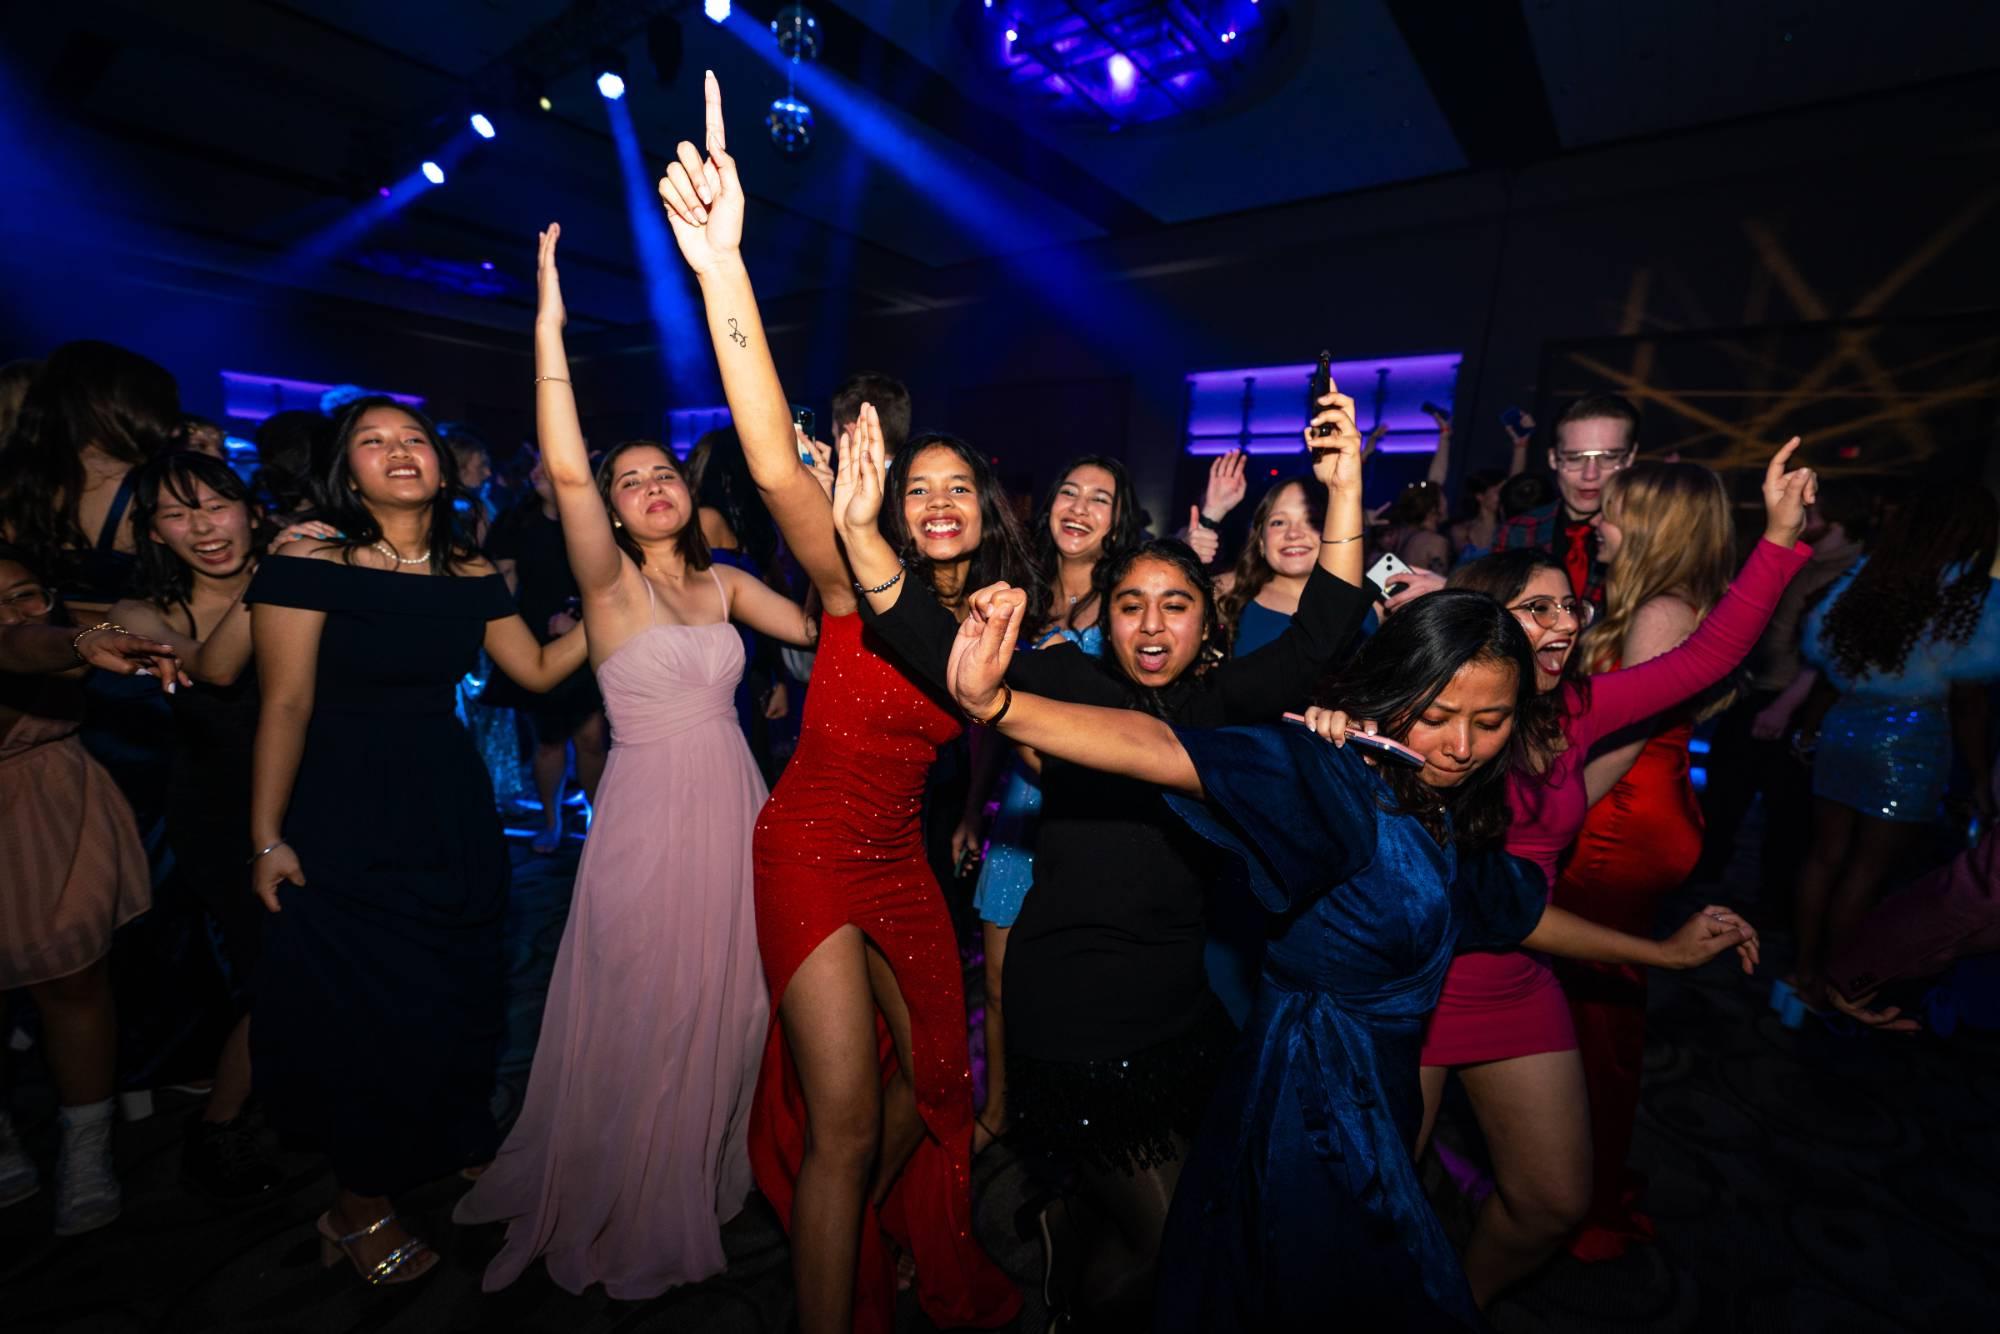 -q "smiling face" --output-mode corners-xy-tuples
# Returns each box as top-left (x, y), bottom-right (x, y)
(1259, 482), (1320, 578)
(0, 559), (53, 626)
(345, 407), (442, 509)
(150, 478), (256, 580)
(902, 443), (984, 563)
(604, 444), (692, 541)
(1107, 555), (1209, 685)
(1507, 567), (1586, 692)
(1403, 657), (1519, 788)
(1048, 463), (1118, 561)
